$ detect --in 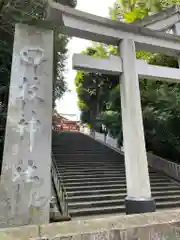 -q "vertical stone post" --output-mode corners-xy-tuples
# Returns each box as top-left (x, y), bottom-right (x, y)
(0, 24), (53, 226)
(119, 39), (155, 214)
(173, 23), (180, 67)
